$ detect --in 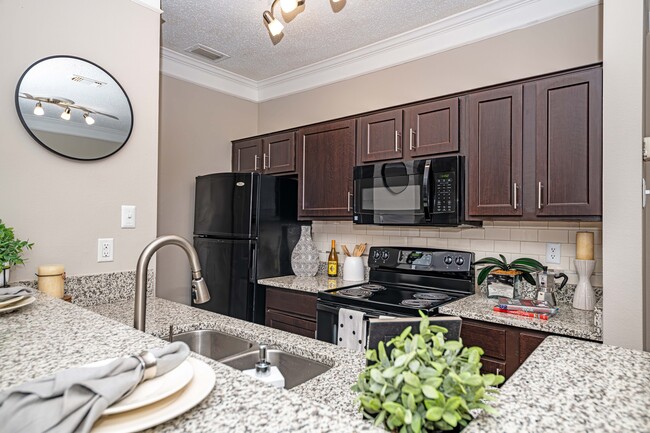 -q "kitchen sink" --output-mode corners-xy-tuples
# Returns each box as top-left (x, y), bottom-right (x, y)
(171, 329), (256, 361)
(219, 348), (332, 389)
